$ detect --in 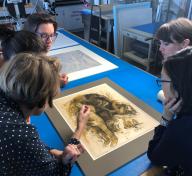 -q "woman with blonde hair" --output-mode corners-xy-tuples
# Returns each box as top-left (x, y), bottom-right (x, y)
(0, 53), (90, 175)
